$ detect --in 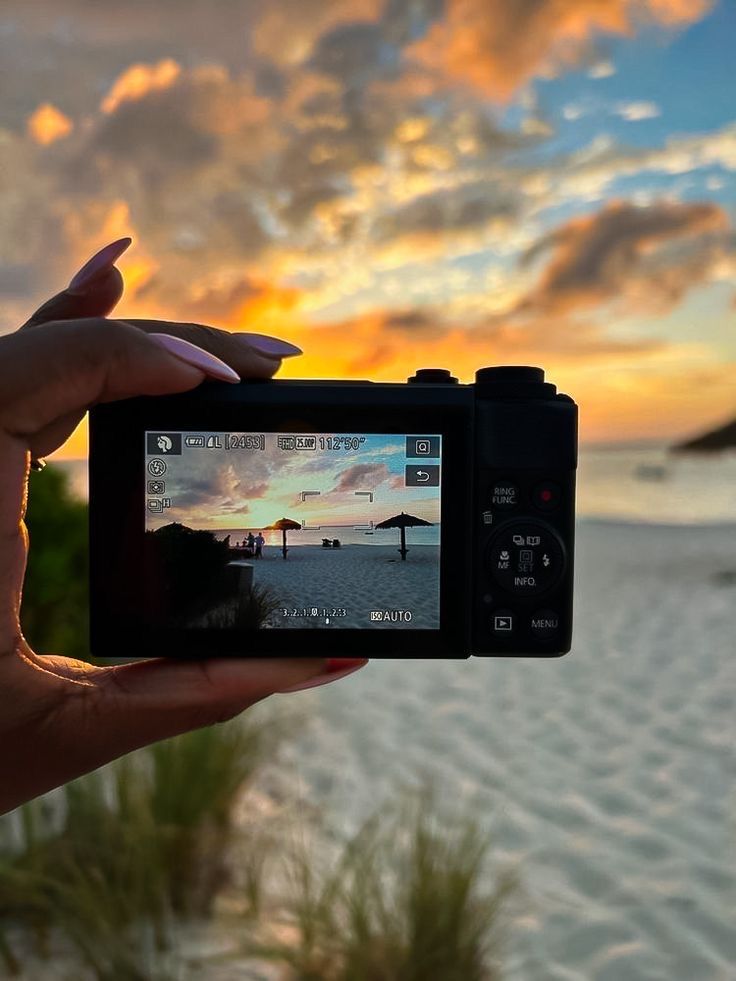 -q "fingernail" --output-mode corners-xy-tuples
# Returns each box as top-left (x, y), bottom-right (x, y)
(148, 333), (241, 383)
(279, 658), (368, 693)
(237, 333), (303, 358)
(68, 237), (132, 294)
